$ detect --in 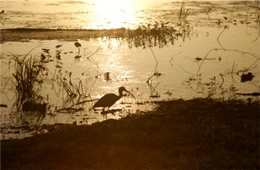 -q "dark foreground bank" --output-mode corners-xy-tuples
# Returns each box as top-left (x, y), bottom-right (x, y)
(1, 99), (259, 169)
